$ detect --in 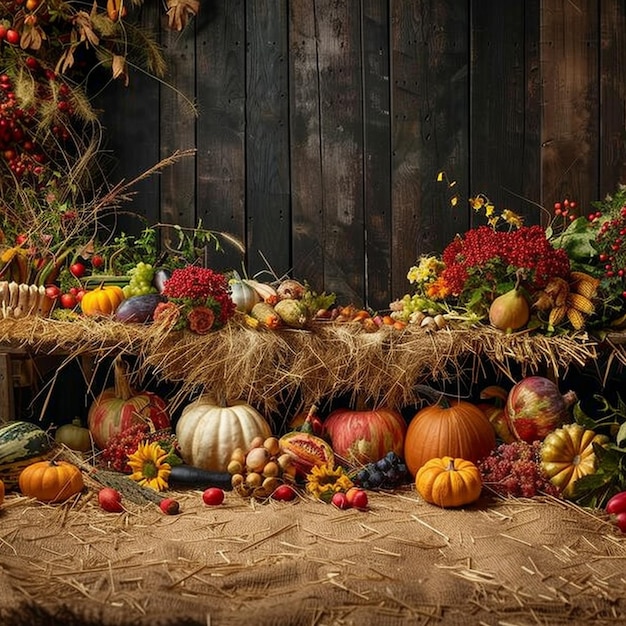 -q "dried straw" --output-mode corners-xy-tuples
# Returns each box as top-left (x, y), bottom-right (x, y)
(0, 316), (598, 414)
